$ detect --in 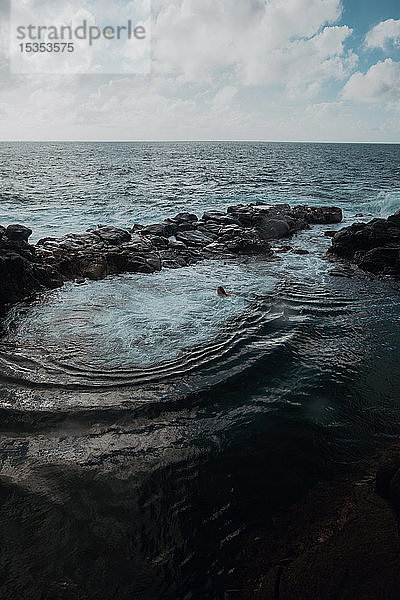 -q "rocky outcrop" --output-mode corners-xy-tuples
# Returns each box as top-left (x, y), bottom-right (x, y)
(225, 442), (400, 600)
(0, 203), (342, 311)
(329, 210), (400, 279)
